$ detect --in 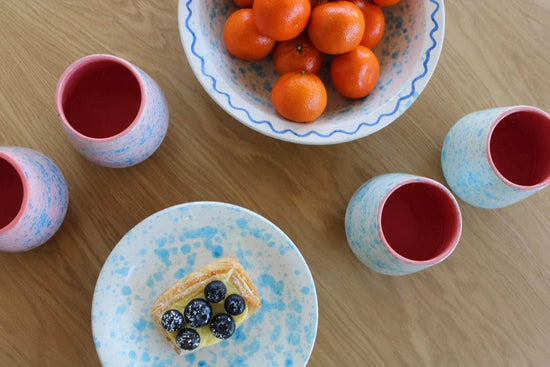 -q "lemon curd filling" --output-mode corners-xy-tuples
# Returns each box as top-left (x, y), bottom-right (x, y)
(166, 281), (248, 348)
